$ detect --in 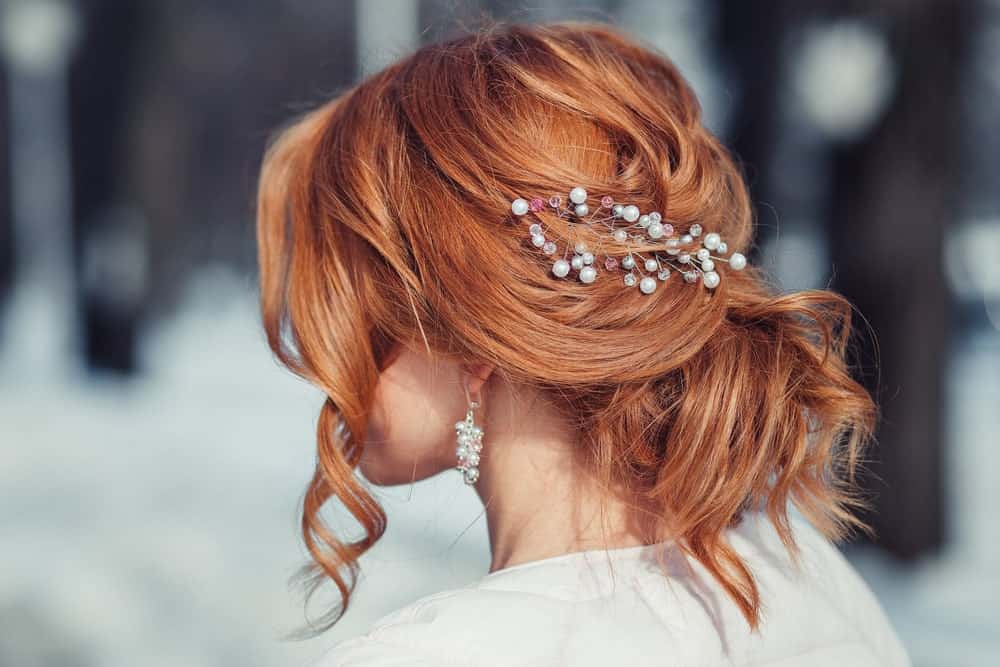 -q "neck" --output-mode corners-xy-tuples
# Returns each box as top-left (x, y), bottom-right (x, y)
(473, 385), (648, 573)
